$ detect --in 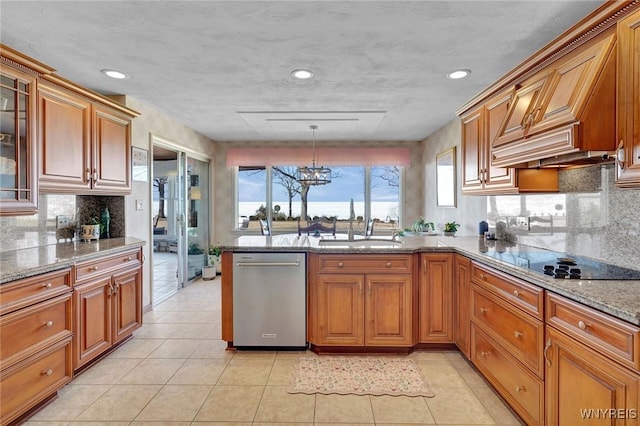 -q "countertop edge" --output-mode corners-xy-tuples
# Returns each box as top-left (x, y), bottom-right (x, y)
(1, 237), (146, 284)
(222, 237), (640, 327)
